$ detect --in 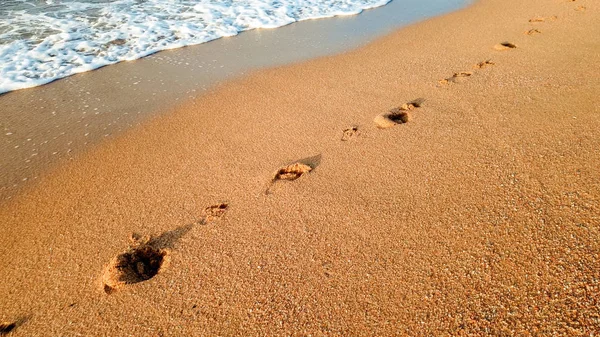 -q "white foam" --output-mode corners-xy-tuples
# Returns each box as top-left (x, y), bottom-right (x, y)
(0, 0), (391, 94)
